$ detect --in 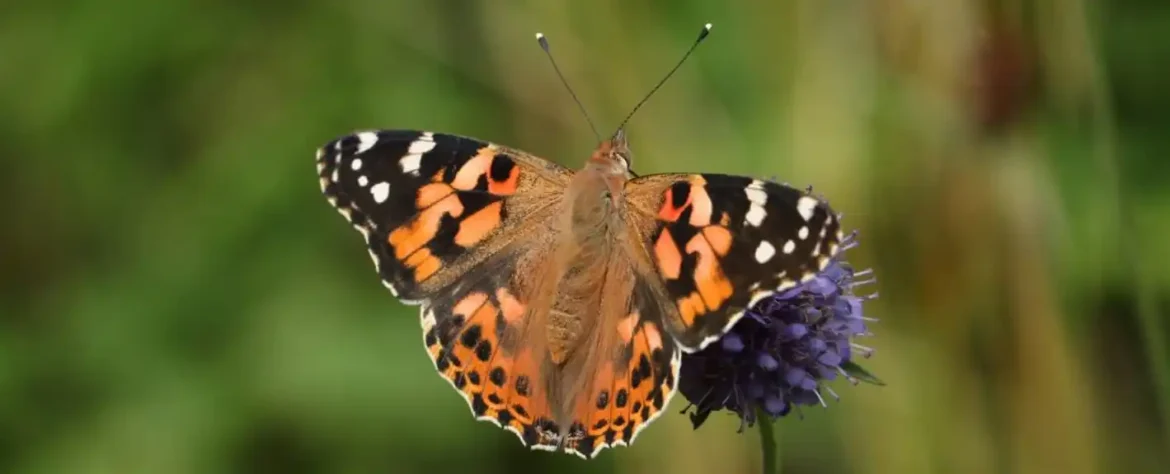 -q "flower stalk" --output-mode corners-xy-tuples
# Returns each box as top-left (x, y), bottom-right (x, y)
(757, 407), (779, 474)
